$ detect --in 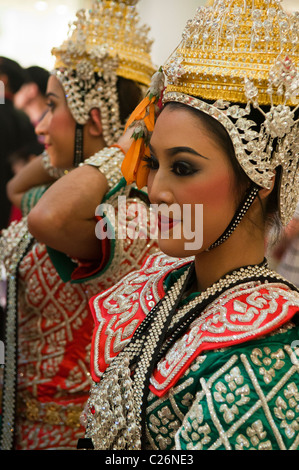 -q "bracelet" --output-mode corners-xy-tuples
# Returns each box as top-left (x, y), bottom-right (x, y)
(41, 151), (70, 179)
(80, 146), (125, 190)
